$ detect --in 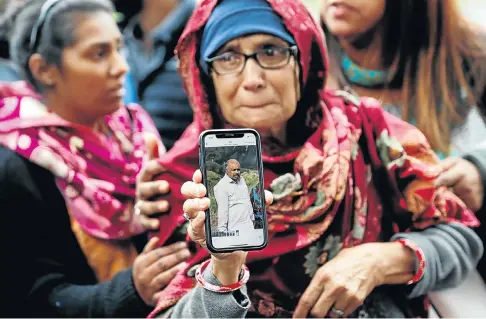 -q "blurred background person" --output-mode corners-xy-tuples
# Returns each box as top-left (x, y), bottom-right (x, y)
(121, 0), (196, 150)
(0, 0), (23, 81)
(0, 0), (187, 316)
(319, 0), (486, 282)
